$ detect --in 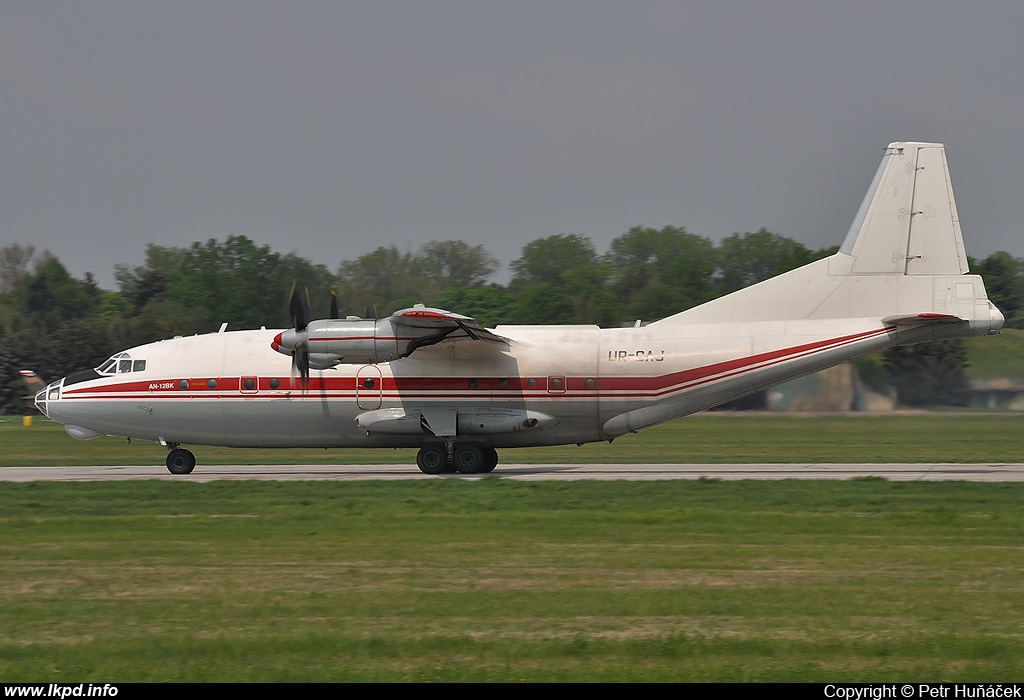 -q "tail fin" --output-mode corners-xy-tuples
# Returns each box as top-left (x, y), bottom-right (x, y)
(840, 142), (969, 275)
(19, 369), (45, 410)
(659, 141), (1002, 334)
(19, 369), (44, 395)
